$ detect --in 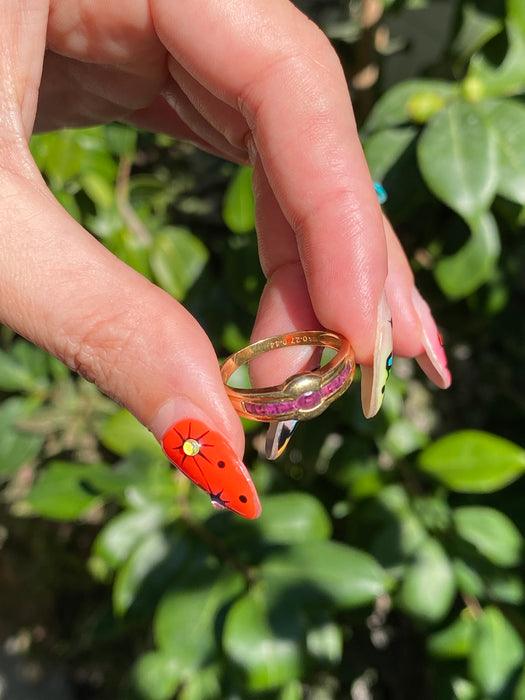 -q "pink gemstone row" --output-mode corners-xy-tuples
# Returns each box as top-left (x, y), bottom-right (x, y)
(244, 362), (351, 418)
